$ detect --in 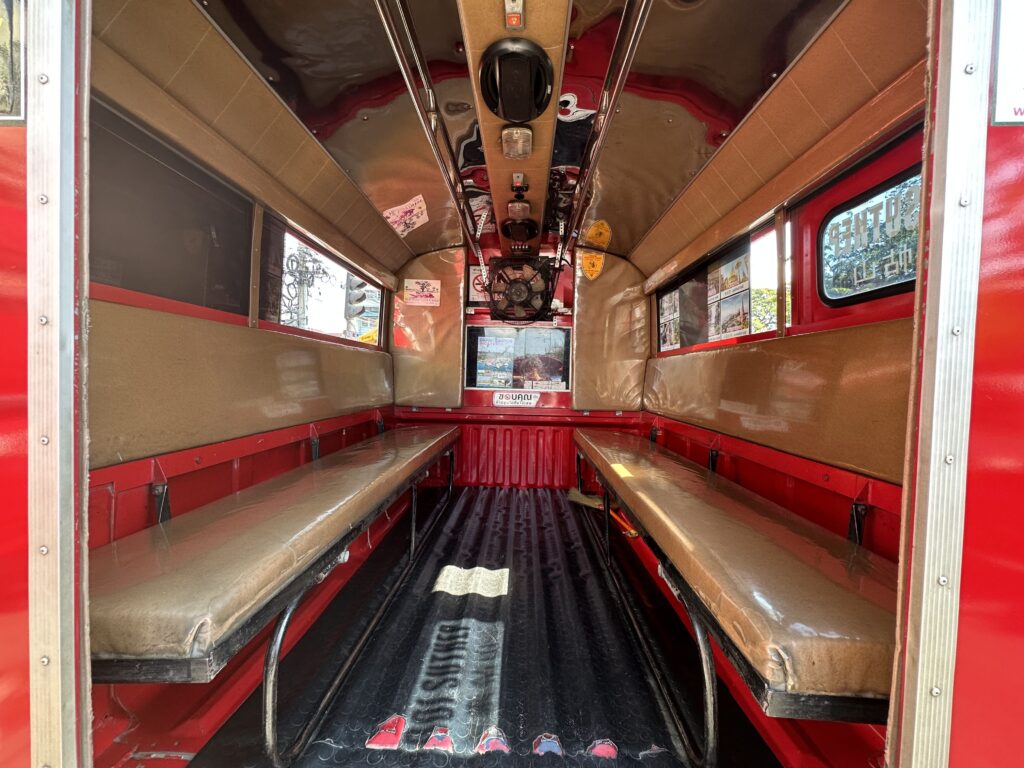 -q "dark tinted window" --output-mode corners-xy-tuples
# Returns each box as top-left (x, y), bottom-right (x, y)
(89, 101), (253, 315)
